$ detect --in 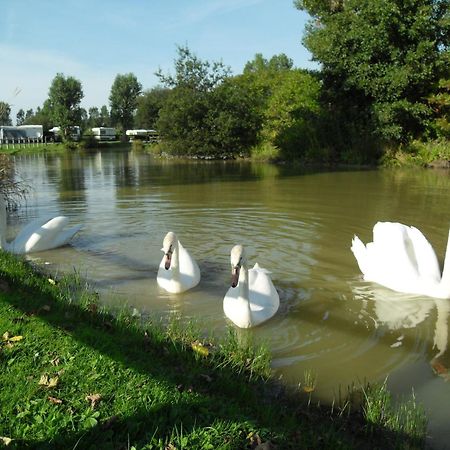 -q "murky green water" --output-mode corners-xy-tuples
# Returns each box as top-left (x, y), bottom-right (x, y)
(10, 148), (450, 448)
